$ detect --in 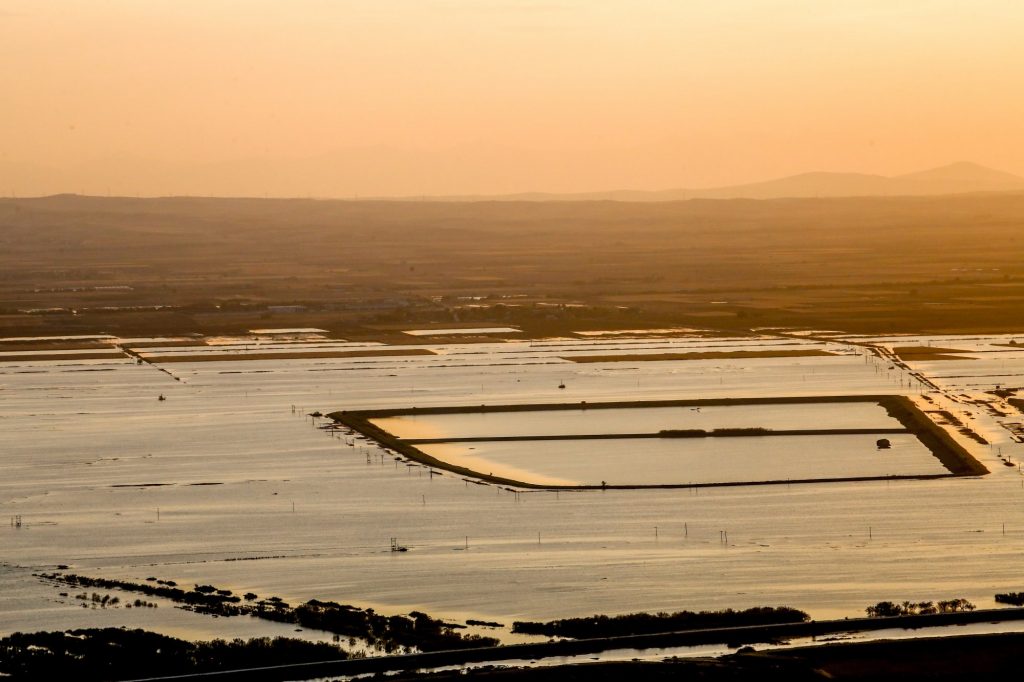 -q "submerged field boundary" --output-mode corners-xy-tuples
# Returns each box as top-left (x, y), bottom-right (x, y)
(327, 395), (988, 490)
(144, 348), (436, 363)
(402, 428), (911, 444)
